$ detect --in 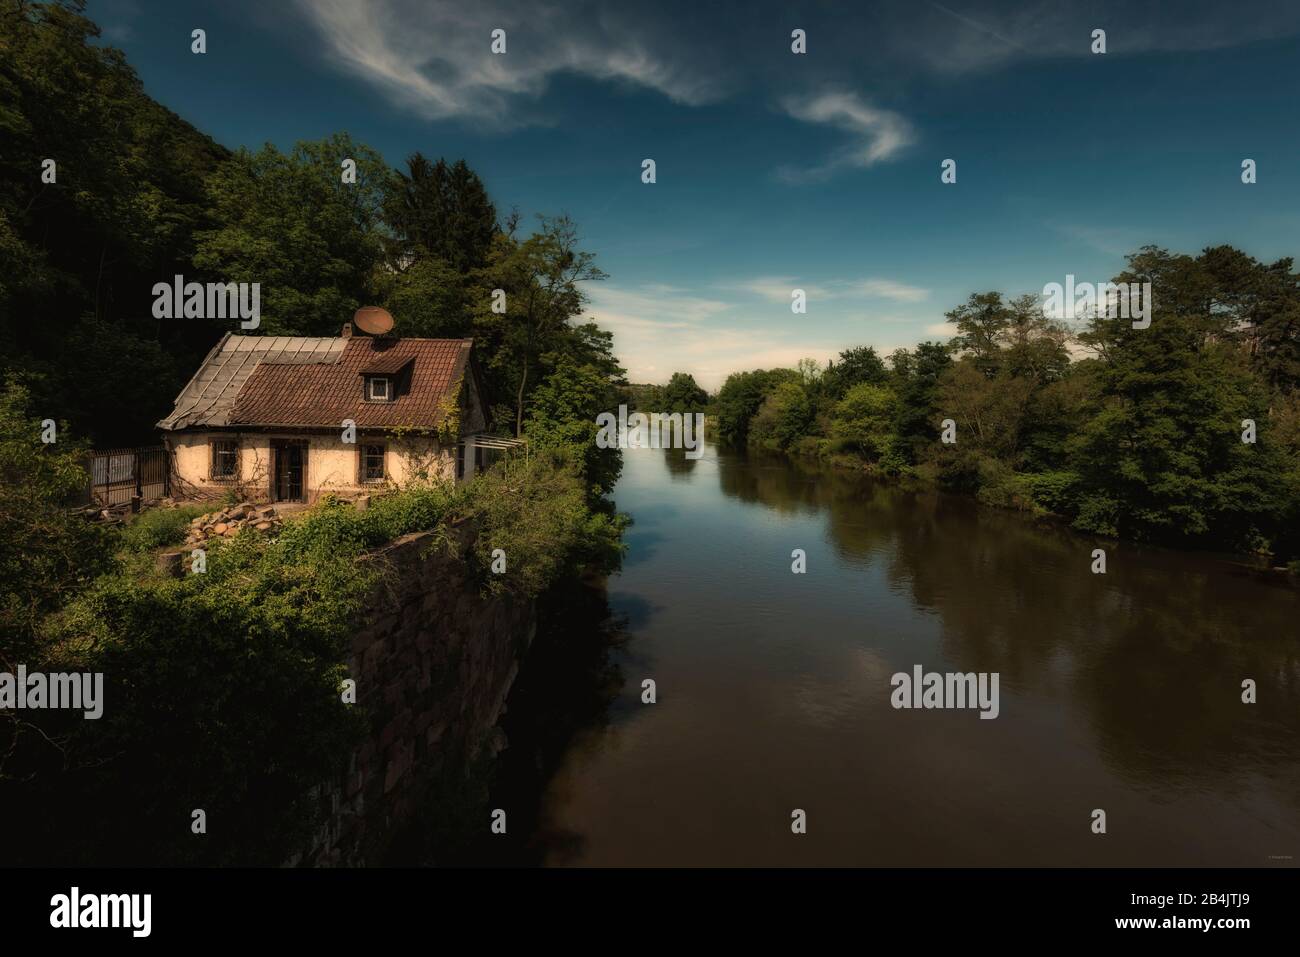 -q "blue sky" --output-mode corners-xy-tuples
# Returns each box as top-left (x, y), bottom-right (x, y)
(99, 0), (1300, 387)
